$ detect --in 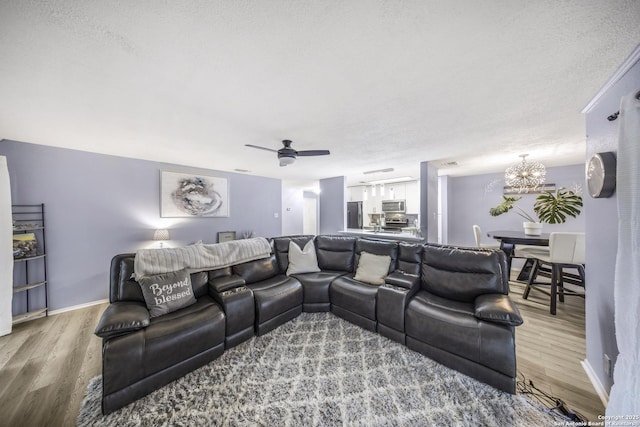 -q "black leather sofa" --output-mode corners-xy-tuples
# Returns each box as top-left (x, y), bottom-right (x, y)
(95, 235), (523, 414)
